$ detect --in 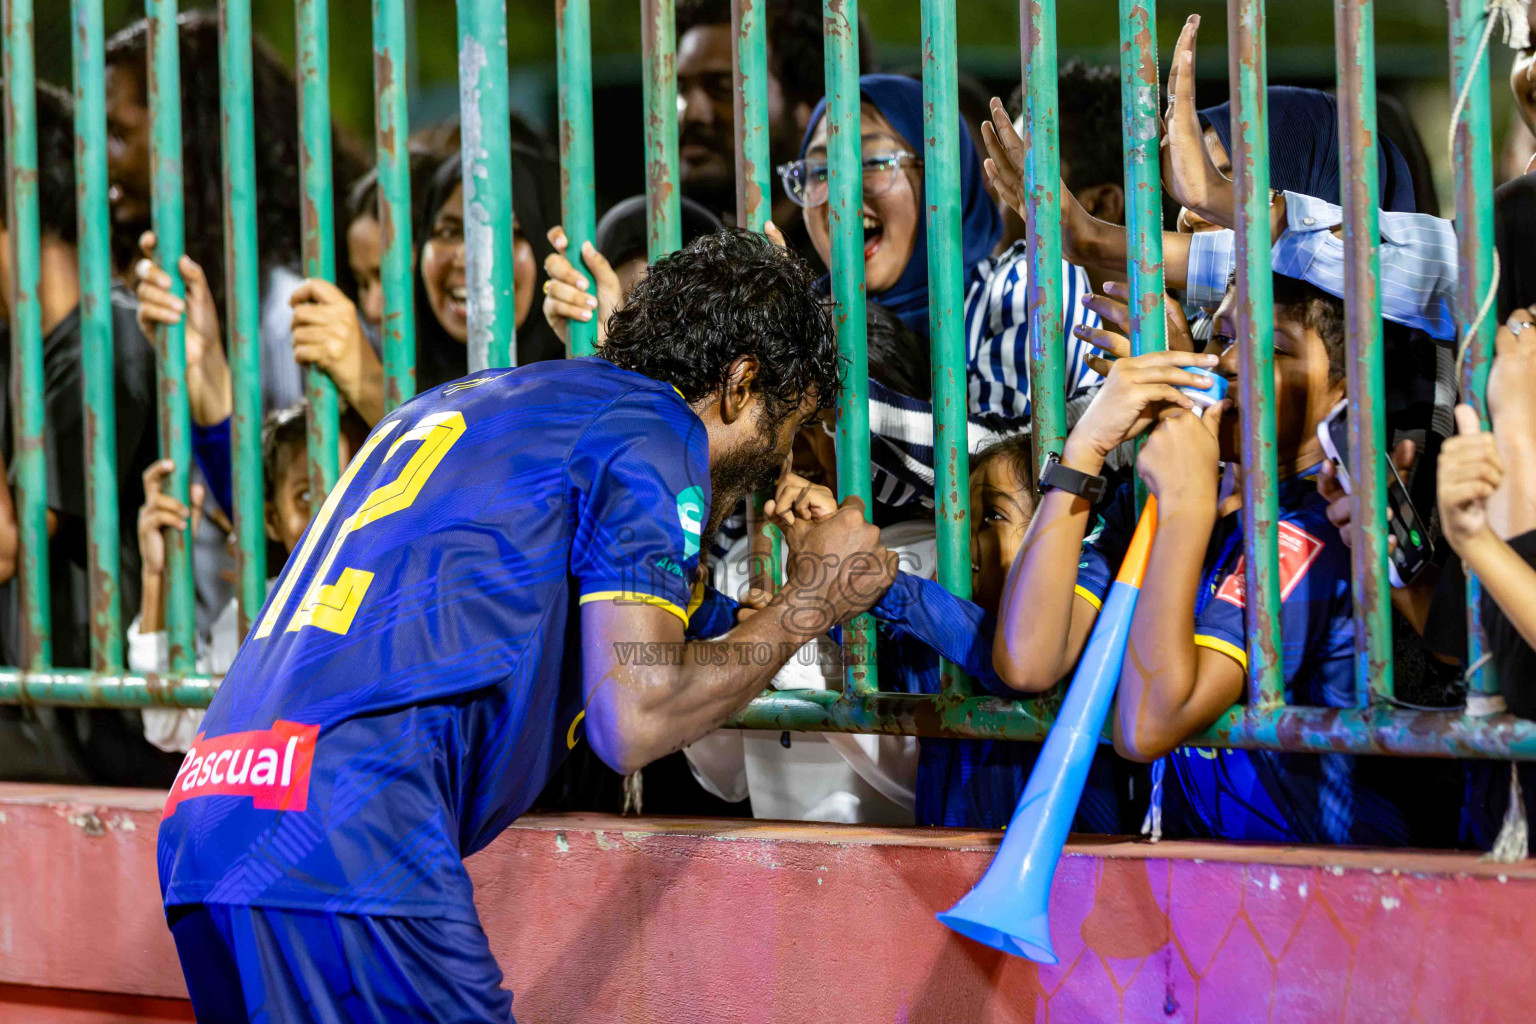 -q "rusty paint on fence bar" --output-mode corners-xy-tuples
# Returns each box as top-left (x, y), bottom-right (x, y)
(4, 0), (49, 668)
(296, 0), (341, 497)
(557, 0), (598, 356)
(221, 0), (268, 634)
(1226, 0), (1283, 706)
(1021, 0), (1065, 484)
(1335, 0), (1392, 704)
(1119, 0), (1164, 512)
(147, 0), (195, 672)
(823, 0), (878, 694)
(73, 0), (123, 671)
(641, 0), (681, 260)
(457, 0), (515, 370)
(732, 0), (782, 595)
(920, 0), (972, 698)
(374, 0), (417, 399)
(1449, 0), (1498, 702)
